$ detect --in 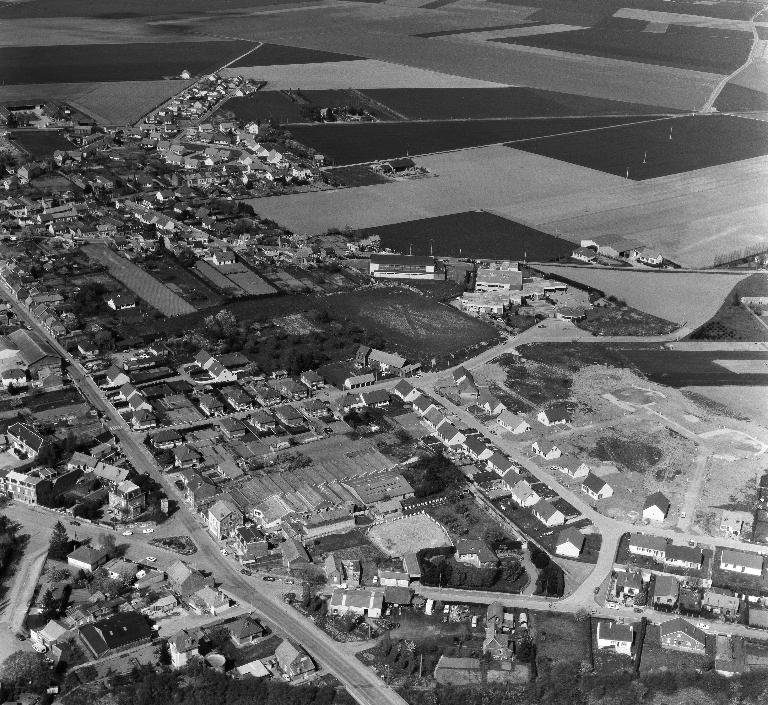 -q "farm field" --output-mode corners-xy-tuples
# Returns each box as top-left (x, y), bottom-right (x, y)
(9, 130), (71, 158)
(0, 40), (254, 84)
(218, 93), (305, 125)
(511, 114), (768, 180)
(326, 165), (390, 187)
(83, 245), (197, 317)
(714, 83), (768, 112)
(496, 22), (753, 74)
(230, 43), (360, 66)
(360, 210), (575, 260)
(533, 265), (749, 329)
(285, 115), (661, 165)
(367, 514), (452, 556)
(142, 257), (224, 310)
(360, 87), (676, 119)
